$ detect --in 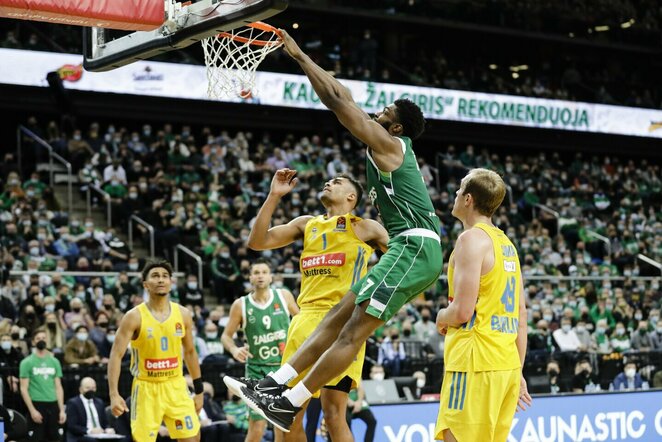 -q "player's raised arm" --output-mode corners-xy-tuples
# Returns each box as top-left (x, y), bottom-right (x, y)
(248, 168), (312, 251)
(279, 30), (401, 157)
(108, 308), (139, 416)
